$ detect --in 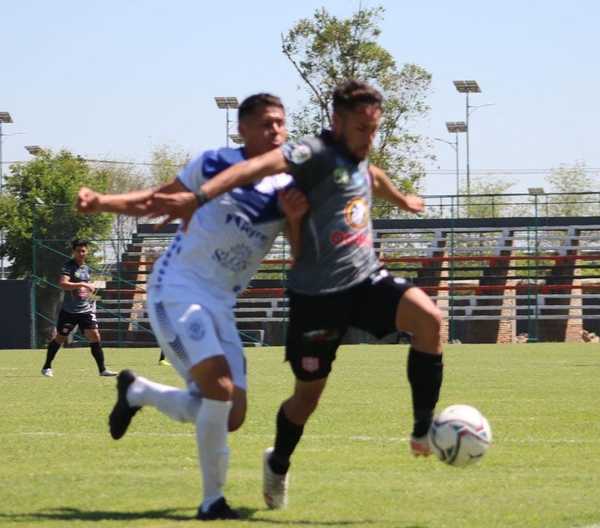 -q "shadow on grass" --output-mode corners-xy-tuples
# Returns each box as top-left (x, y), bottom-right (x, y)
(0, 508), (427, 526)
(0, 507), (192, 523)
